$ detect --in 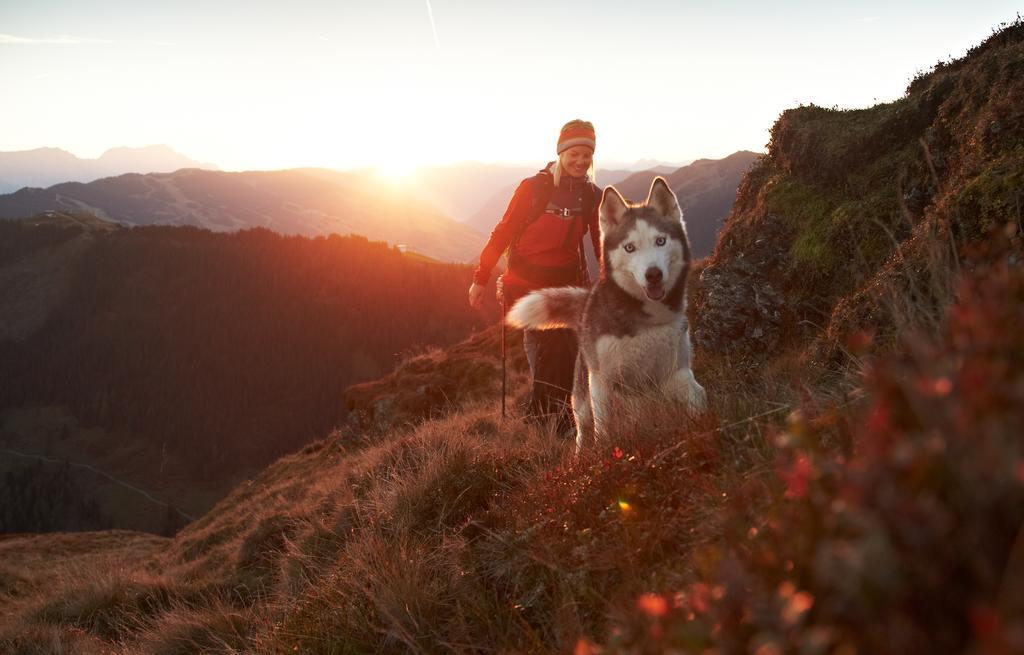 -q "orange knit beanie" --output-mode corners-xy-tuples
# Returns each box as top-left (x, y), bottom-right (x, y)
(557, 119), (596, 154)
